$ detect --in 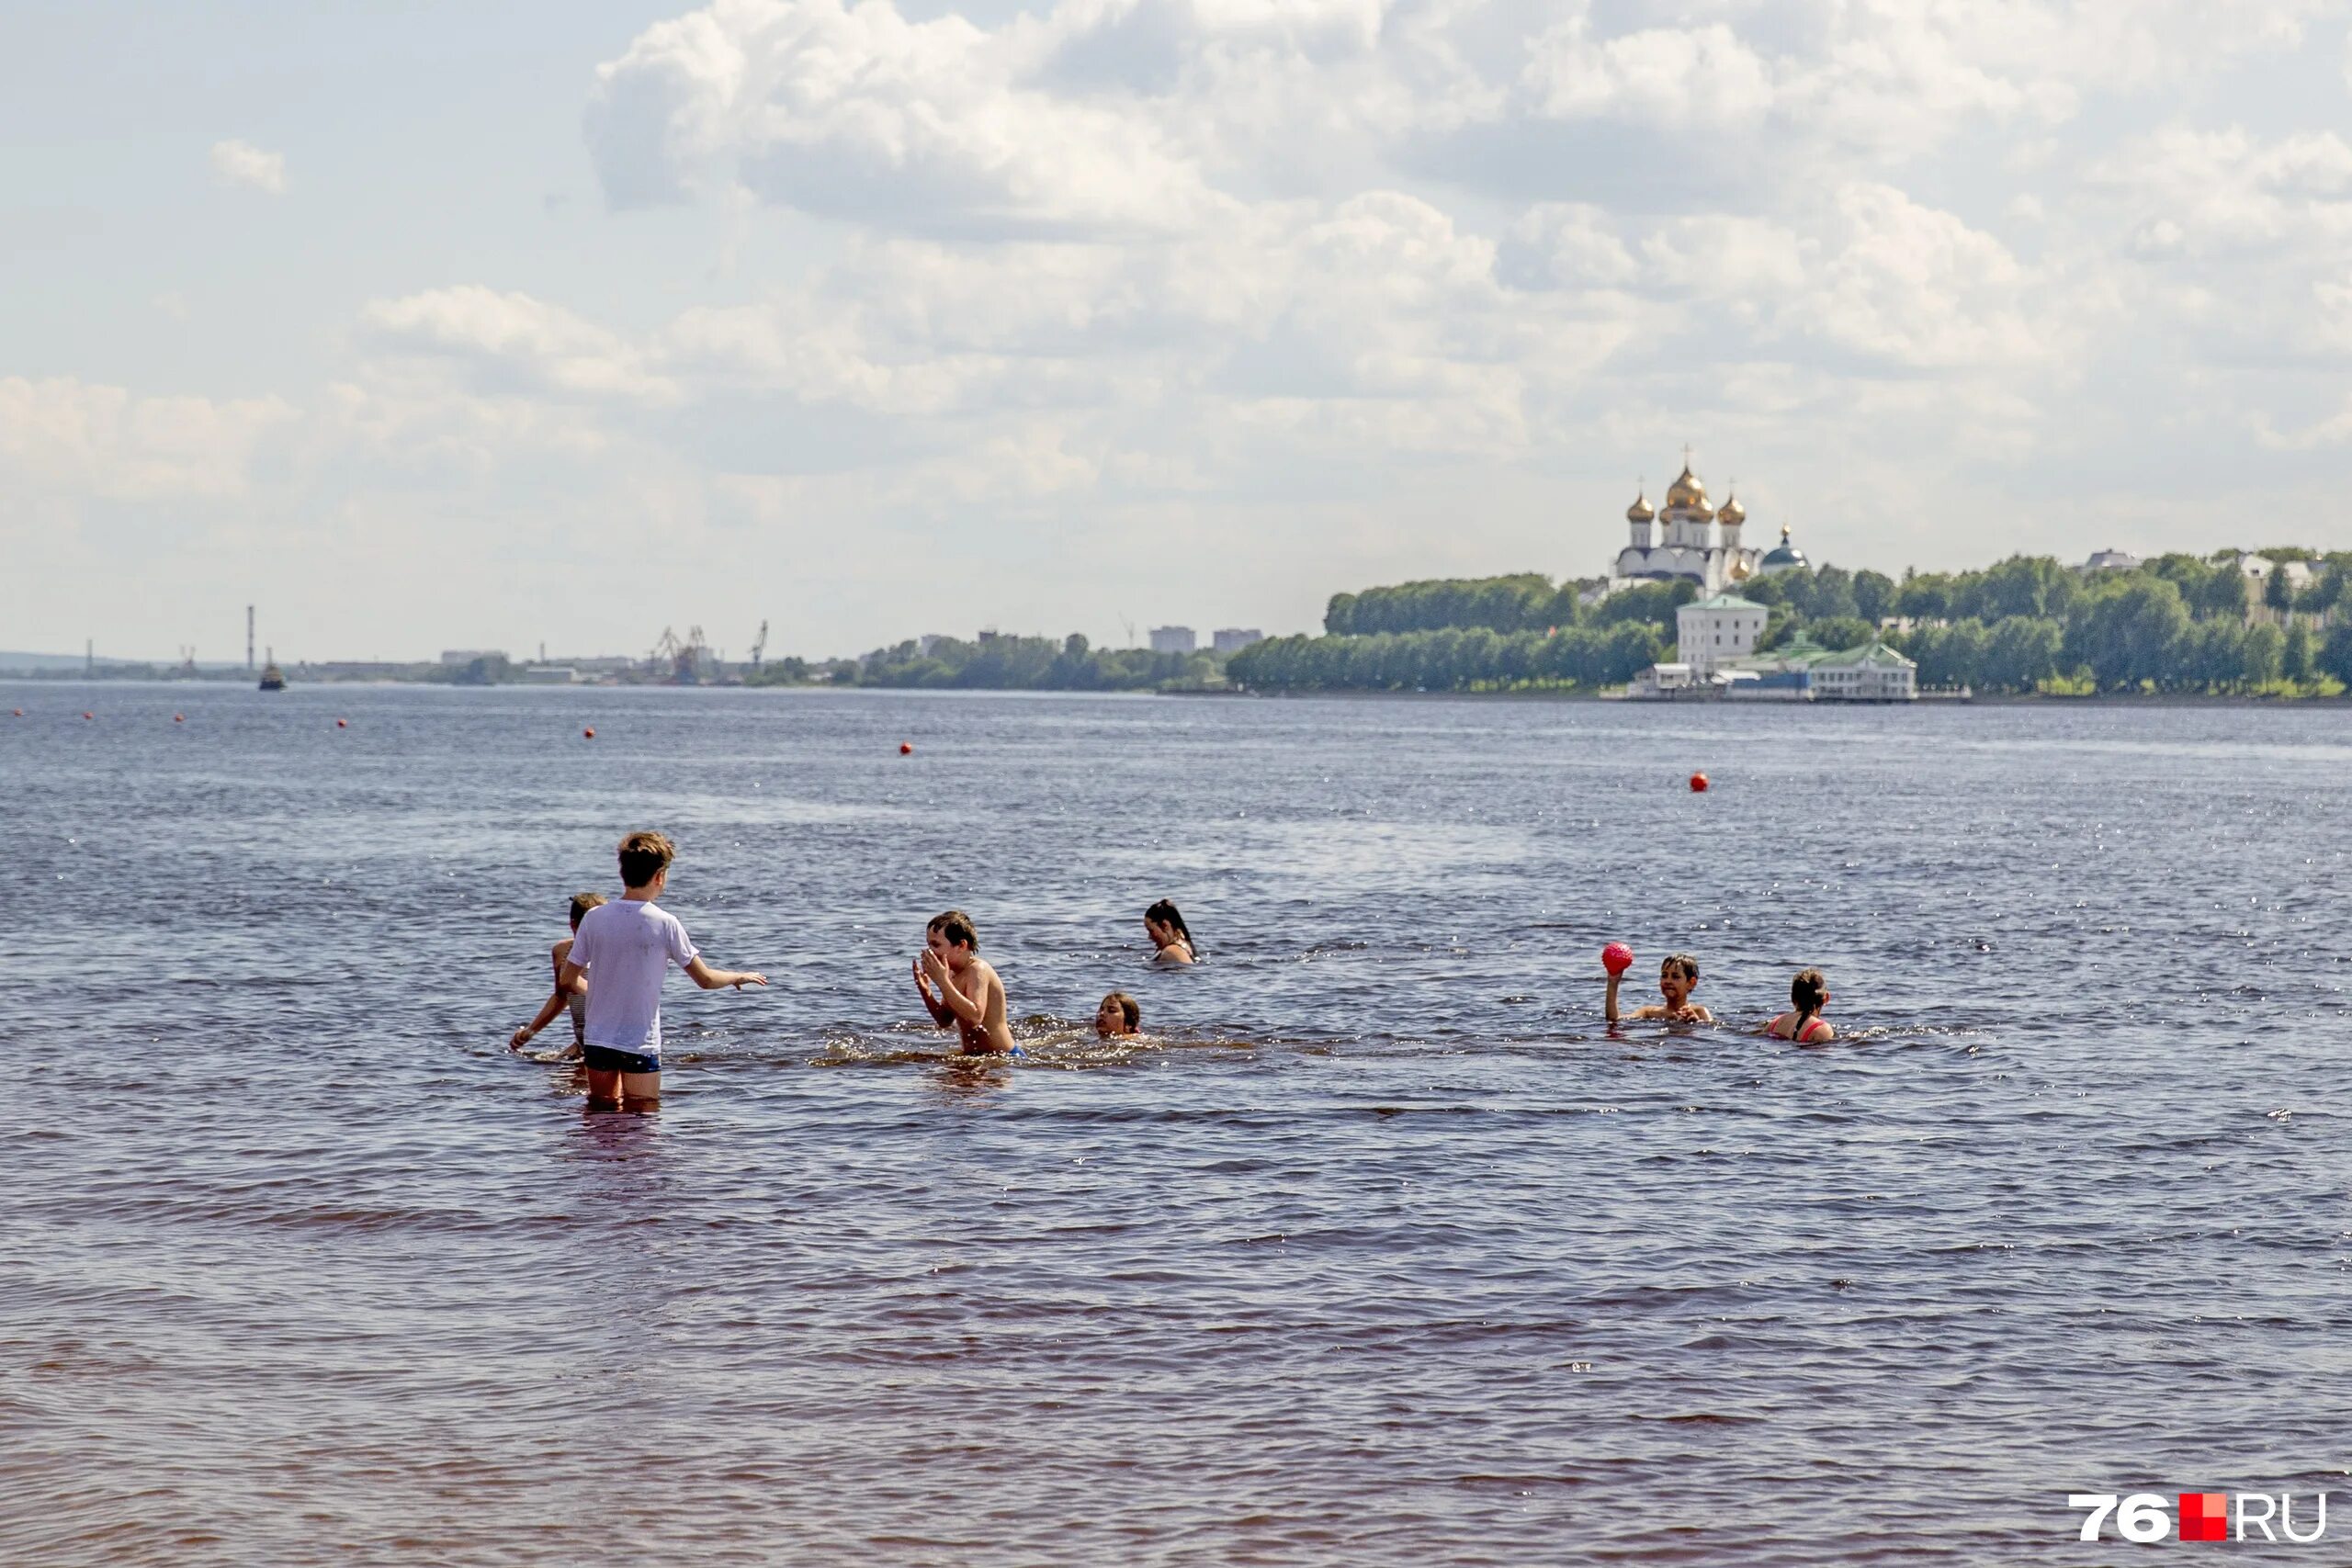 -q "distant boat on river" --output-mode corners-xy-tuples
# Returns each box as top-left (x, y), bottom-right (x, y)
(258, 649), (286, 692)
